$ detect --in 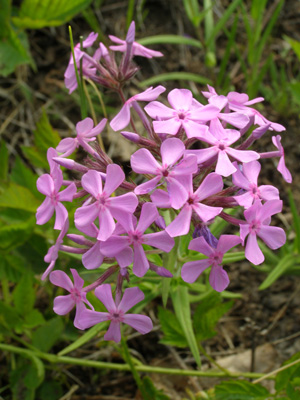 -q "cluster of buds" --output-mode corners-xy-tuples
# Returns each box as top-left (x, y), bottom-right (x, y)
(36, 22), (291, 342)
